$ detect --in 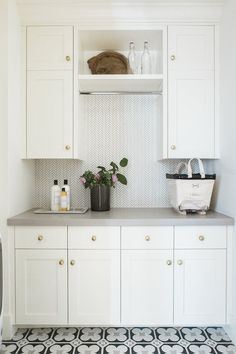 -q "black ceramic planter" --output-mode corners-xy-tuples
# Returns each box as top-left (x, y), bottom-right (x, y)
(90, 185), (110, 211)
